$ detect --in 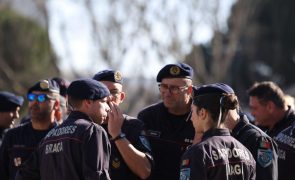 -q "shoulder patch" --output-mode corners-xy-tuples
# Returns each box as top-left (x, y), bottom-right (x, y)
(180, 168), (191, 180)
(257, 149), (273, 167)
